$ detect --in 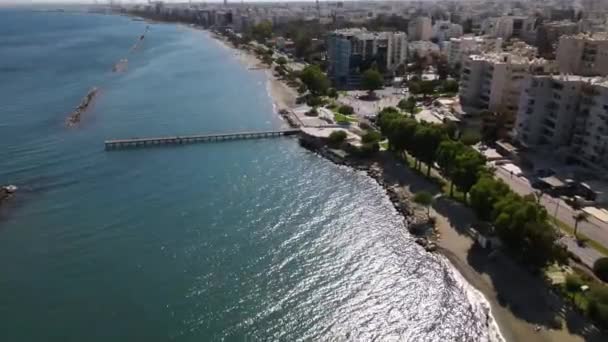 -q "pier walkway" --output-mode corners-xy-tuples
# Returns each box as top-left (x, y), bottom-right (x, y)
(104, 129), (301, 150)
